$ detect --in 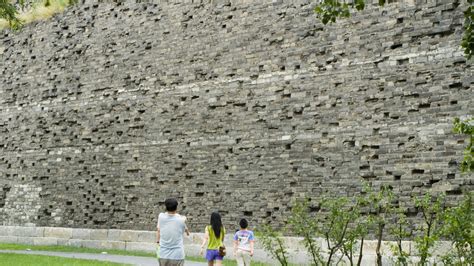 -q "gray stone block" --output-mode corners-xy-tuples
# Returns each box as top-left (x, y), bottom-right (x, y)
(118, 230), (138, 242)
(67, 239), (85, 248)
(137, 231), (155, 243)
(107, 229), (121, 241)
(125, 242), (156, 252)
(44, 227), (72, 239)
(15, 227), (42, 237)
(57, 238), (69, 246)
(79, 240), (108, 249)
(107, 241), (126, 250)
(35, 227), (45, 238)
(184, 233), (205, 245)
(90, 229), (108, 241)
(0, 226), (12, 236)
(72, 228), (91, 240)
(33, 237), (58, 246)
(0, 236), (18, 243)
(16, 236), (35, 245)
